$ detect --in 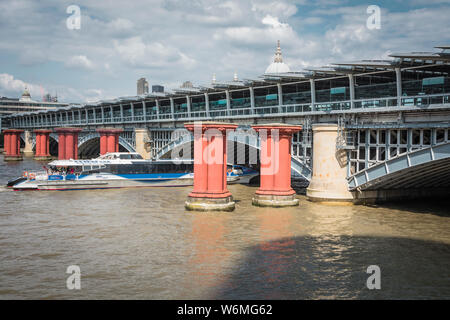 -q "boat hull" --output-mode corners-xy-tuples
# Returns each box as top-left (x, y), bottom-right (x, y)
(12, 173), (240, 191)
